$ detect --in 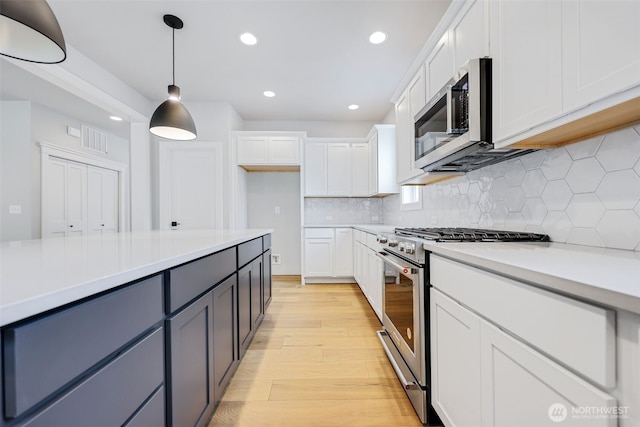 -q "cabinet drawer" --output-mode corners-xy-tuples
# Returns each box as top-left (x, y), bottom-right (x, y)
(430, 255), (615, 387)
(22, 328), (164, 427)
(124, 385), (165, 427)
(365, 232), (378, 250)
(305, 228), (334, 239)
(263, 234), (271, 251)
(3, 275), (163, 418)
(168, 247), (236, 313)
(238, 237), (263, 268)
